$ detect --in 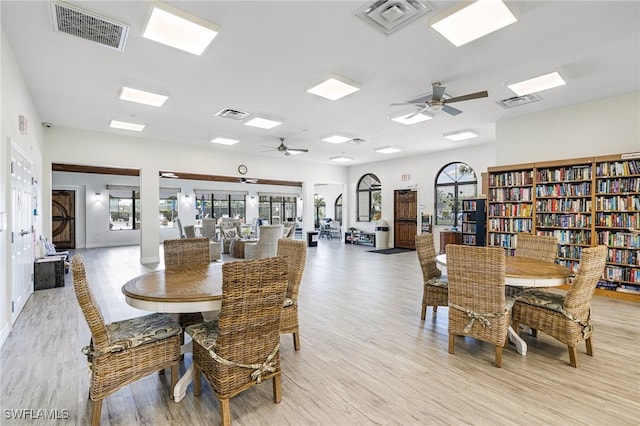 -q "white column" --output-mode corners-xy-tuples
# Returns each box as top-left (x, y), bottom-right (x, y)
(140, 167), (160, 264)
